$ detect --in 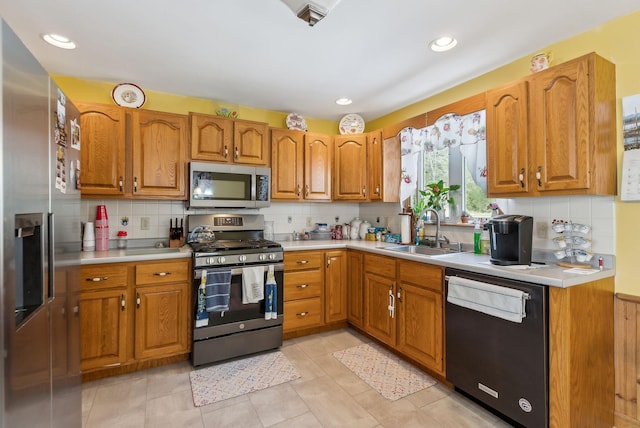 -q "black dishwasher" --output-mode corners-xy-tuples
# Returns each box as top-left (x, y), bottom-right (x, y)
(445, 268), (548, 427)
